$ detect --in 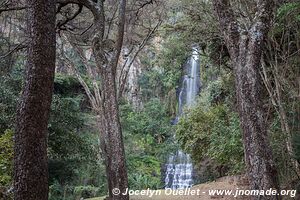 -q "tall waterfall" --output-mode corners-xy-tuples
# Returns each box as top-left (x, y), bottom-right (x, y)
(164, 48), (200, 189)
